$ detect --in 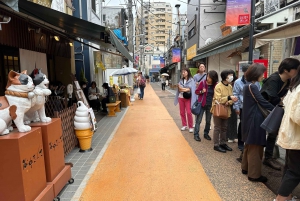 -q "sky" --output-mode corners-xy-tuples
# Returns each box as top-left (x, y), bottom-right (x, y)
(103, 0), (188, 16)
